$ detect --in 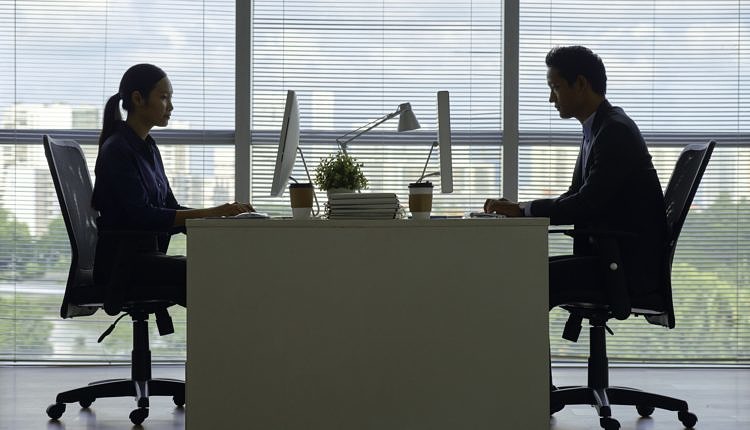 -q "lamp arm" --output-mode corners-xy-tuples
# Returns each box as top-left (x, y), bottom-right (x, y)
(336, 108), (401, 153)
